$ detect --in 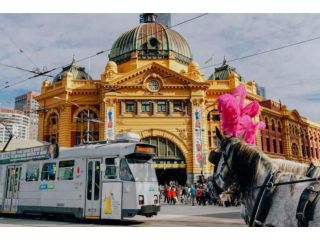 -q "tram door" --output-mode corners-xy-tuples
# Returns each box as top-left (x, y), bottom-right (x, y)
(85, 159), (101, 218)
(3, 165), (22, 213)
